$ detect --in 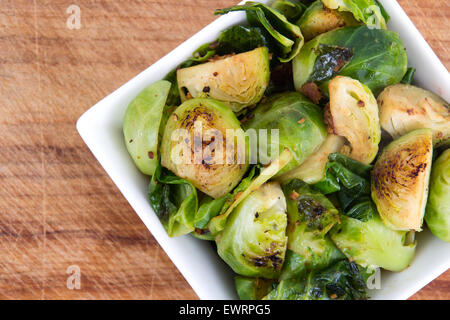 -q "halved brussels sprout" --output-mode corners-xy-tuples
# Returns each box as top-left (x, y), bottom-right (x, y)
(123, 80), (171, 175)
(321, 0), (387, 29)
(160, 98), (248, 199)
(325, 76), (381, 164)
(245, 92), (328, 175)
(425, 149), (450, 242)
(298, 0), (358, 41)
(277, 134), (345, 184)
(216, 182), (288, 279)
(378, 84), (450, 147)
(330, 213), (416, 272)
(293, 26), (407, 96)
(371, 129), (433, 231)
(280, 180), (342, 278)
(177, 47), (270, 112)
